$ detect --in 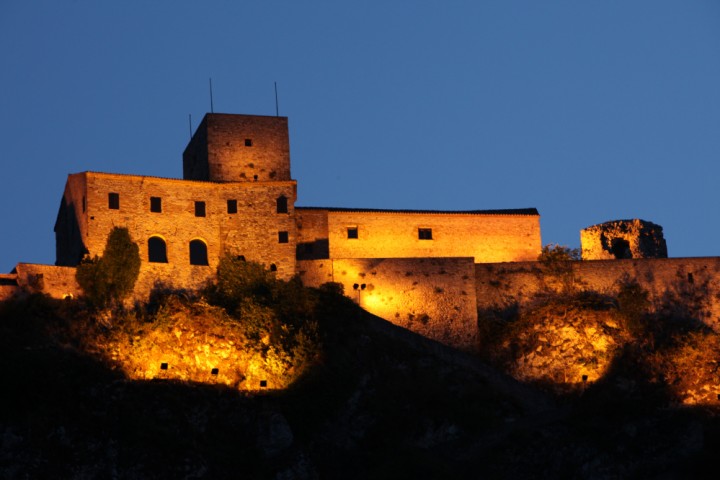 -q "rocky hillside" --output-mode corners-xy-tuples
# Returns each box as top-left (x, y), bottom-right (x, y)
(2, 277), (720, 478)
